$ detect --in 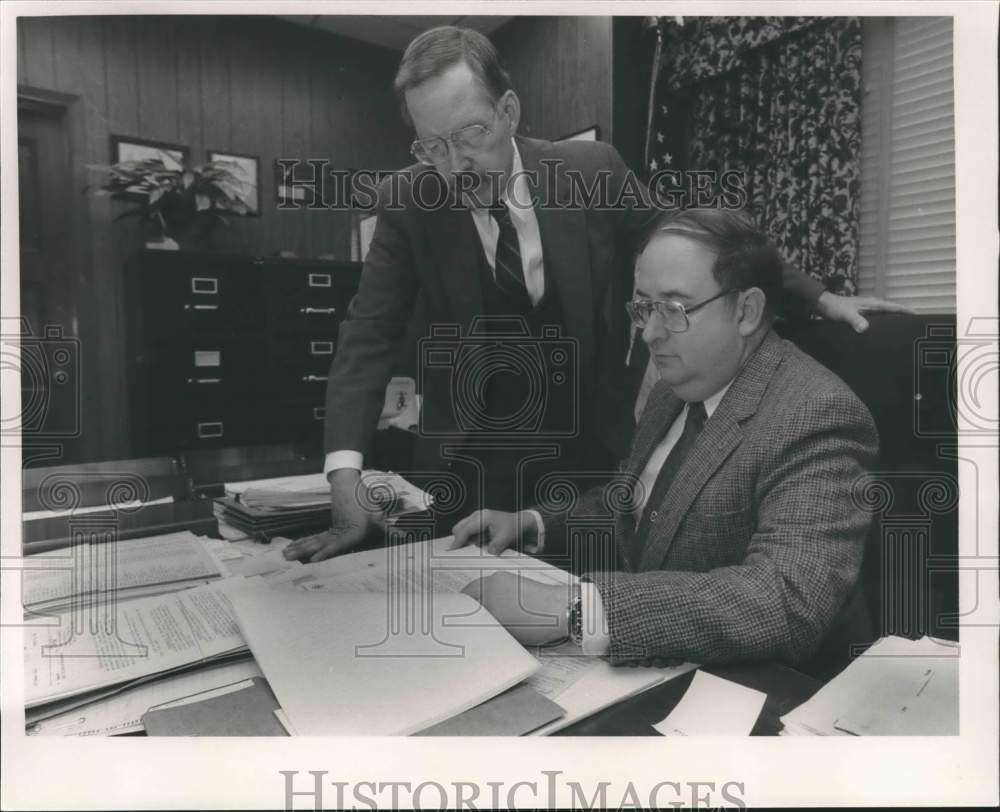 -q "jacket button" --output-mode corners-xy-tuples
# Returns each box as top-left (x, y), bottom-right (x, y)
(650, 510), (659, 522)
